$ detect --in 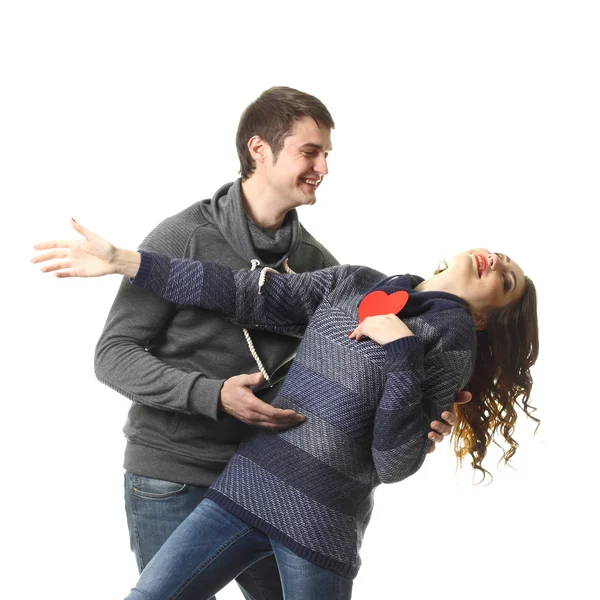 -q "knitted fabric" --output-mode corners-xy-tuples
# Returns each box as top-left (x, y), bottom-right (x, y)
(97, 179), (338, 488)
(132, 252), (477, 579)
